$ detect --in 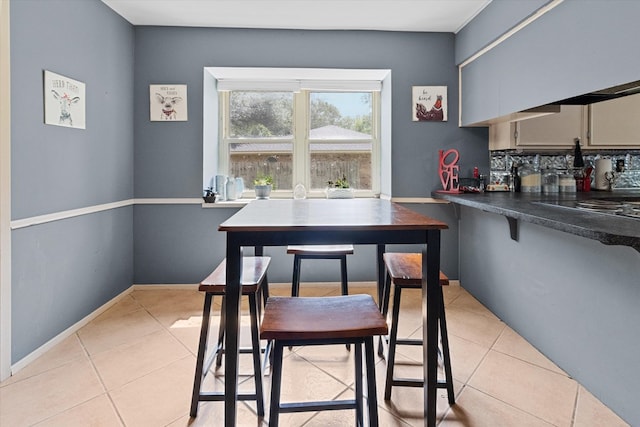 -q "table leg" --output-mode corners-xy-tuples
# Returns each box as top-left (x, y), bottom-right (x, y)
(225, 237), (243, 427)
(376, 244), (385, 305)
(423, 230), (441, 427)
